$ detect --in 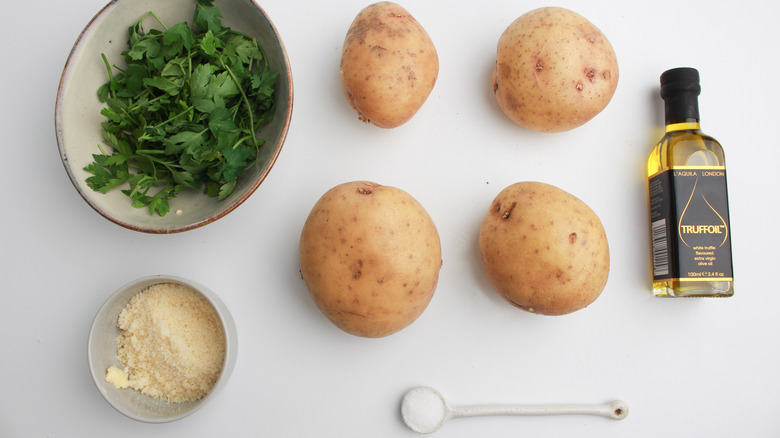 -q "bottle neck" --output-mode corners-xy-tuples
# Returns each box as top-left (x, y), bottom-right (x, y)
(663, 91), (700, 125)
